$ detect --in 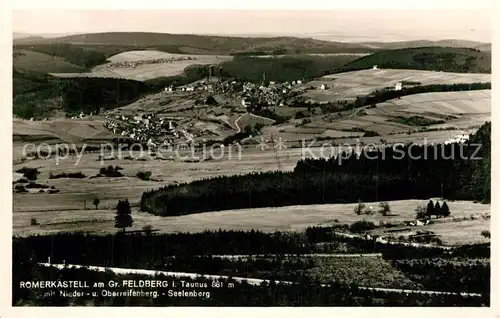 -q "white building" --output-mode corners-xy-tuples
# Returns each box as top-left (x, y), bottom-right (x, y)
(373, 65), (378, 70)
(445, 134), (469, 144)
(297, 80), (302, 84)
(395, 82), (403, 91)
(320, 84), (328, 90)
